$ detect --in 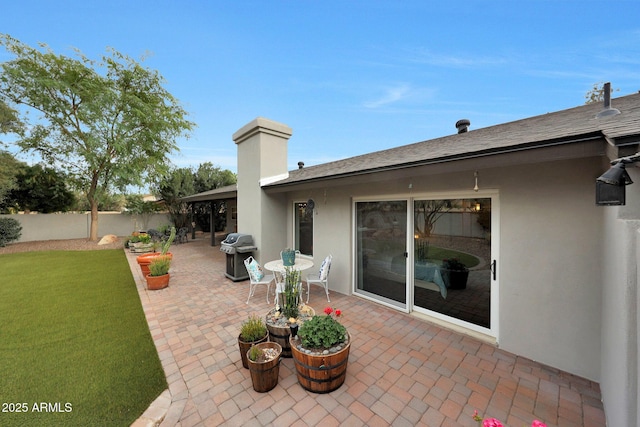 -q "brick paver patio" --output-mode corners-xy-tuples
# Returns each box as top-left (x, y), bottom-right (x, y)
(128, 237), (605, 427)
